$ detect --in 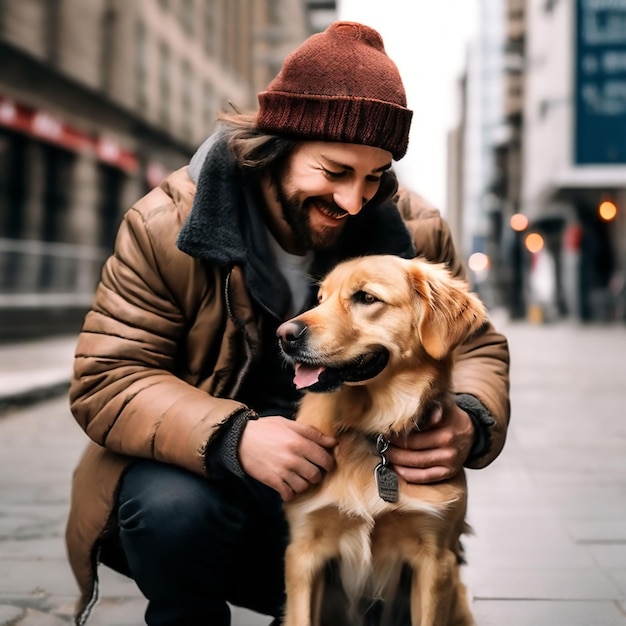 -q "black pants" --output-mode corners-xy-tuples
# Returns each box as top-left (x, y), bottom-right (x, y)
(102, 459), (288, 626)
